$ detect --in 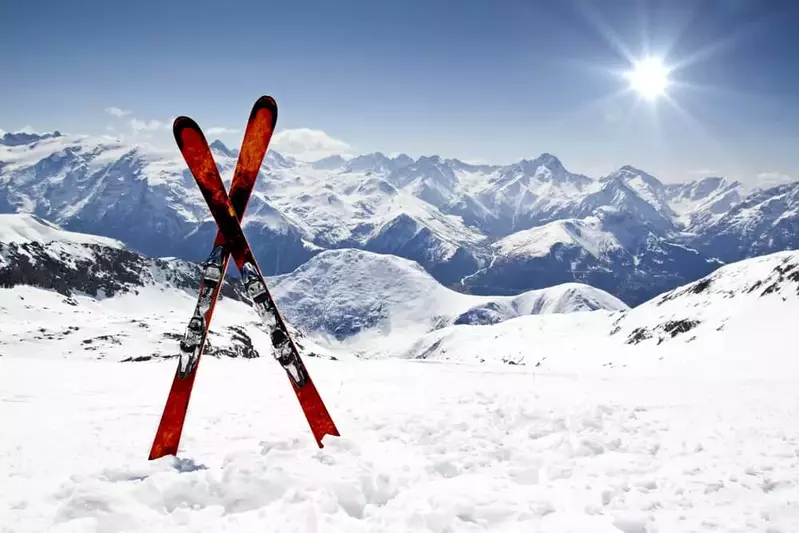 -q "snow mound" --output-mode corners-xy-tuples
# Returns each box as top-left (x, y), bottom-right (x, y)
(0, 213), (123, 248)
(493, 217), (620, 259)
(271, 249), (625, 354)
(406, 250), (799, 378)
(610, 249), (799, 347)
(4, 356), (798, 532)
(454, 283), (627, 325)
